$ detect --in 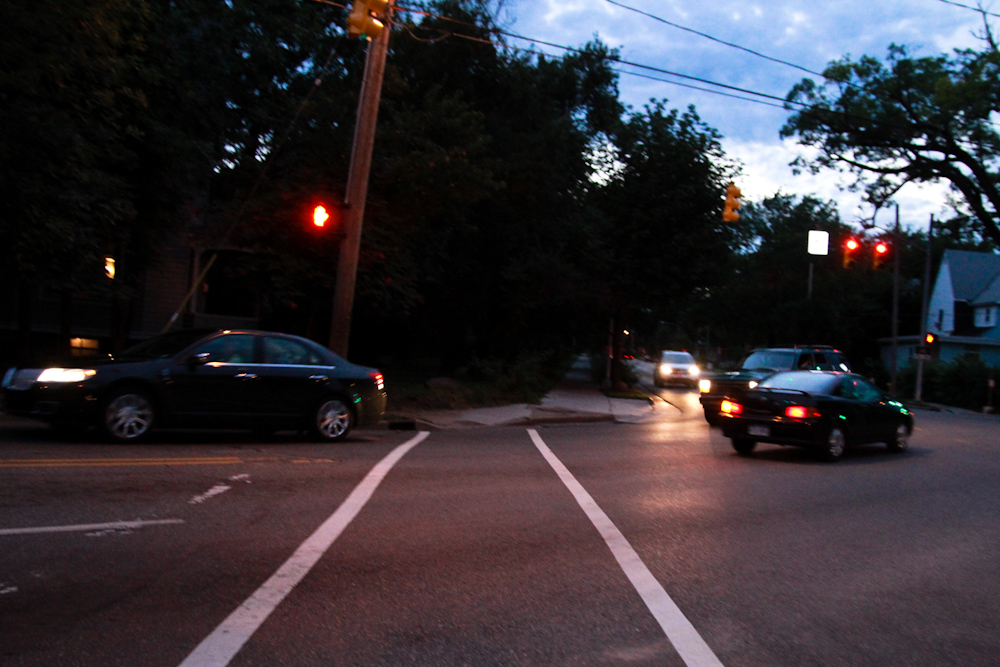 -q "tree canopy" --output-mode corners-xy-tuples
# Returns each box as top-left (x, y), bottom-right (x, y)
(782, 26), (1000, 247)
